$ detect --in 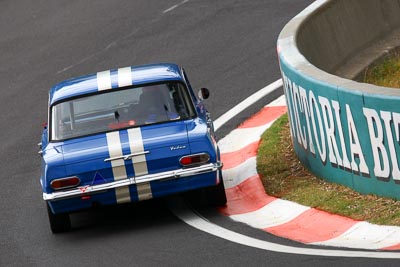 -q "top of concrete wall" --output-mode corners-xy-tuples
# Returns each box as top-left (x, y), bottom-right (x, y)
(278, 0), (400, 96)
